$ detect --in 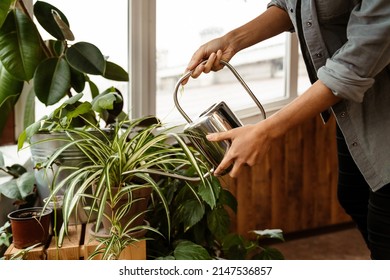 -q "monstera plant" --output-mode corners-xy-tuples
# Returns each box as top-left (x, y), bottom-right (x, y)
(0, 0), (128, 138)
